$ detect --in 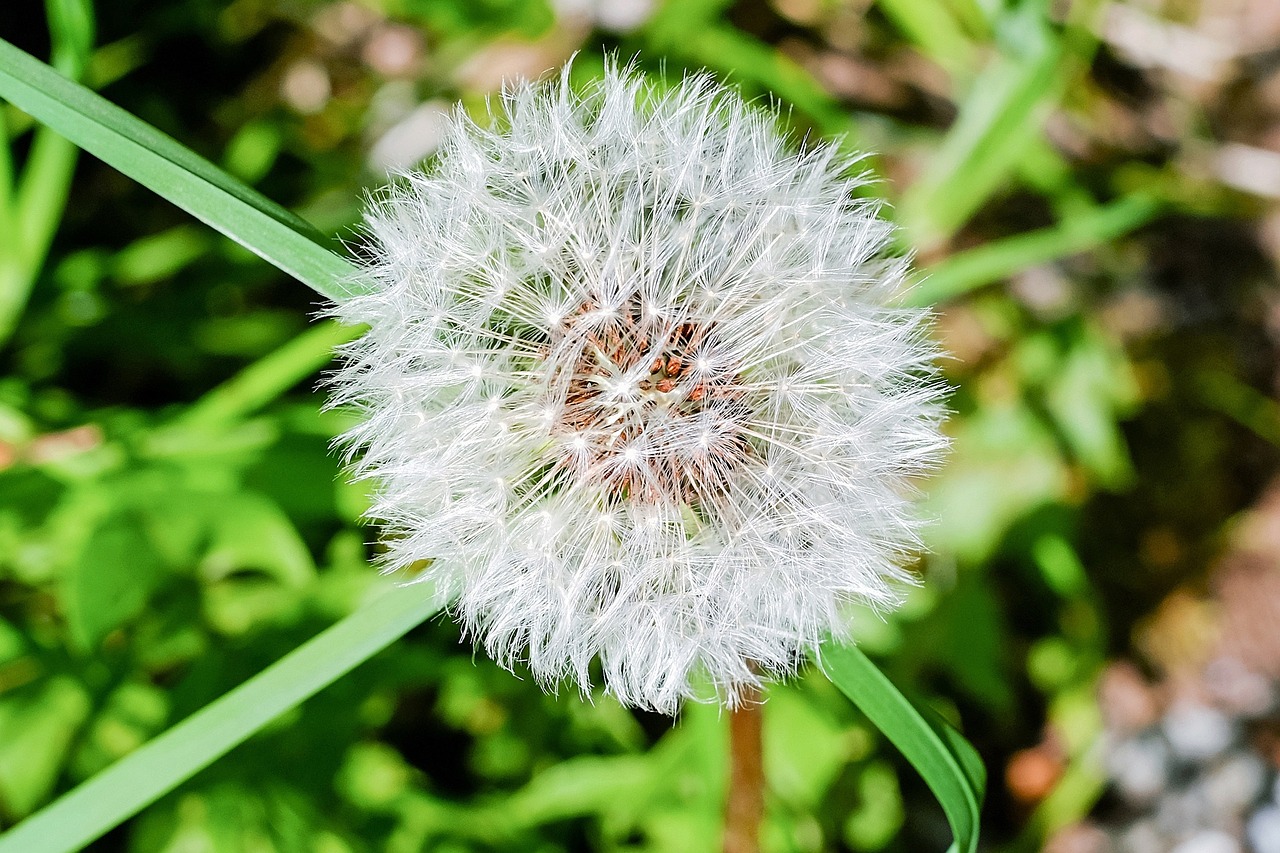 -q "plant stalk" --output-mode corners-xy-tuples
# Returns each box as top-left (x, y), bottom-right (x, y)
(723, 686), (764, 853)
